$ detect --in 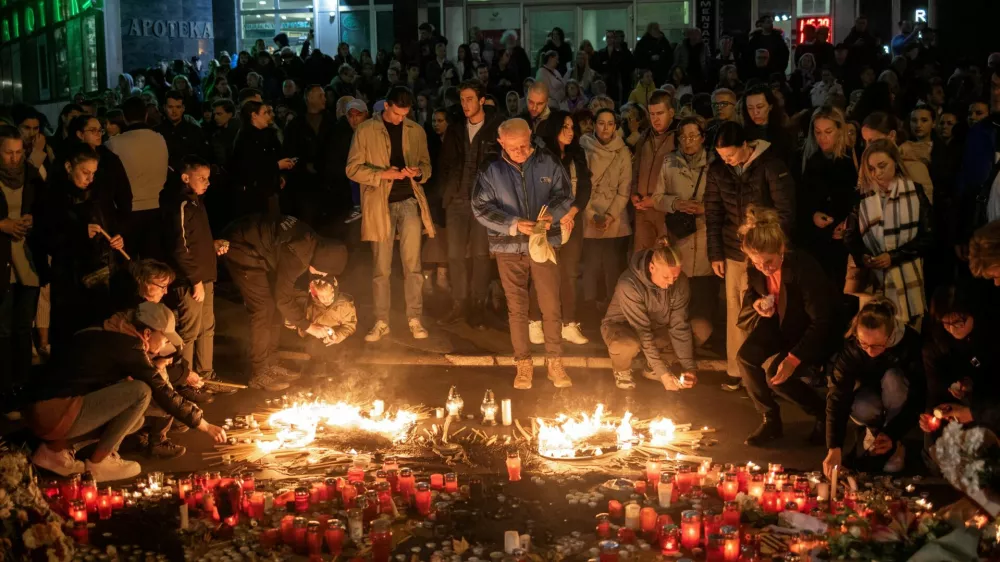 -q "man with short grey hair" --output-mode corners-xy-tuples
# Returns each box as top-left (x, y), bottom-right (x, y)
(473, 118), (573, 390)
(520, 81), (551, 132)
